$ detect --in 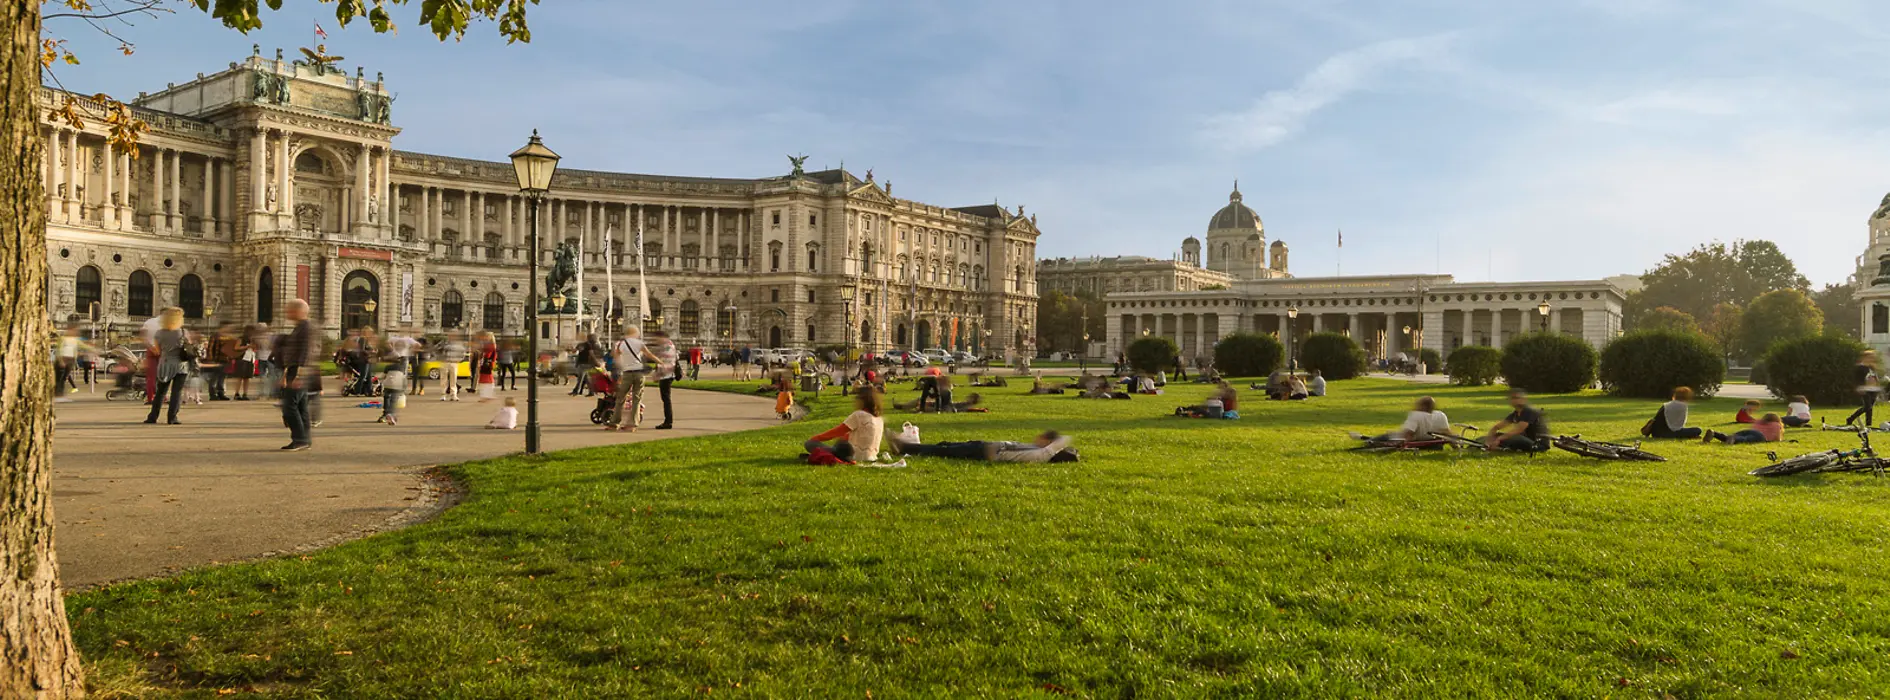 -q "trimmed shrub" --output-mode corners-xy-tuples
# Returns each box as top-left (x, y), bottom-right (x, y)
(1213, 333), (1284, 378)
(1446, 346), (1503, 386)
(1127, 336), (1179, 375)
(1599, 330), (1725, 399)
(1760, 334), (1868, 406)
(1418, 348), (1444, 375)
(1747, 360), (1768, 386)
(1299, 332), (1367, 380)
(1501, 333), (1599, 393)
